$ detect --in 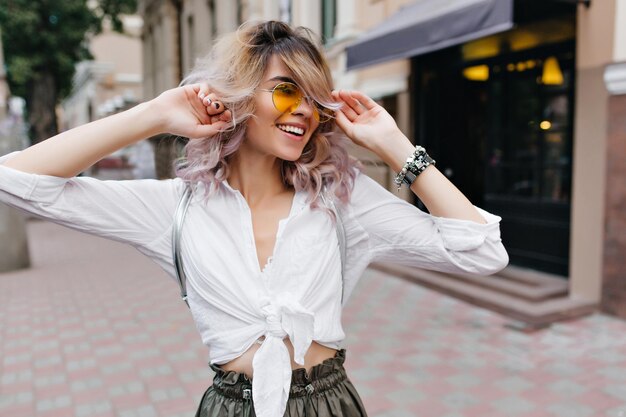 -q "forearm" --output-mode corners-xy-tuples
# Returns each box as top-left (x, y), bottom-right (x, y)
(3, 101), (163, 178)
(372, 132), (486, 224)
